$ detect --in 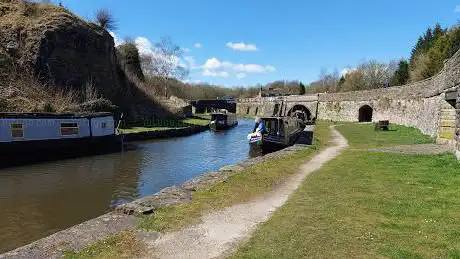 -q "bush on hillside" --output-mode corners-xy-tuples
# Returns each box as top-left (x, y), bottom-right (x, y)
(95, 8), (117, 30)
